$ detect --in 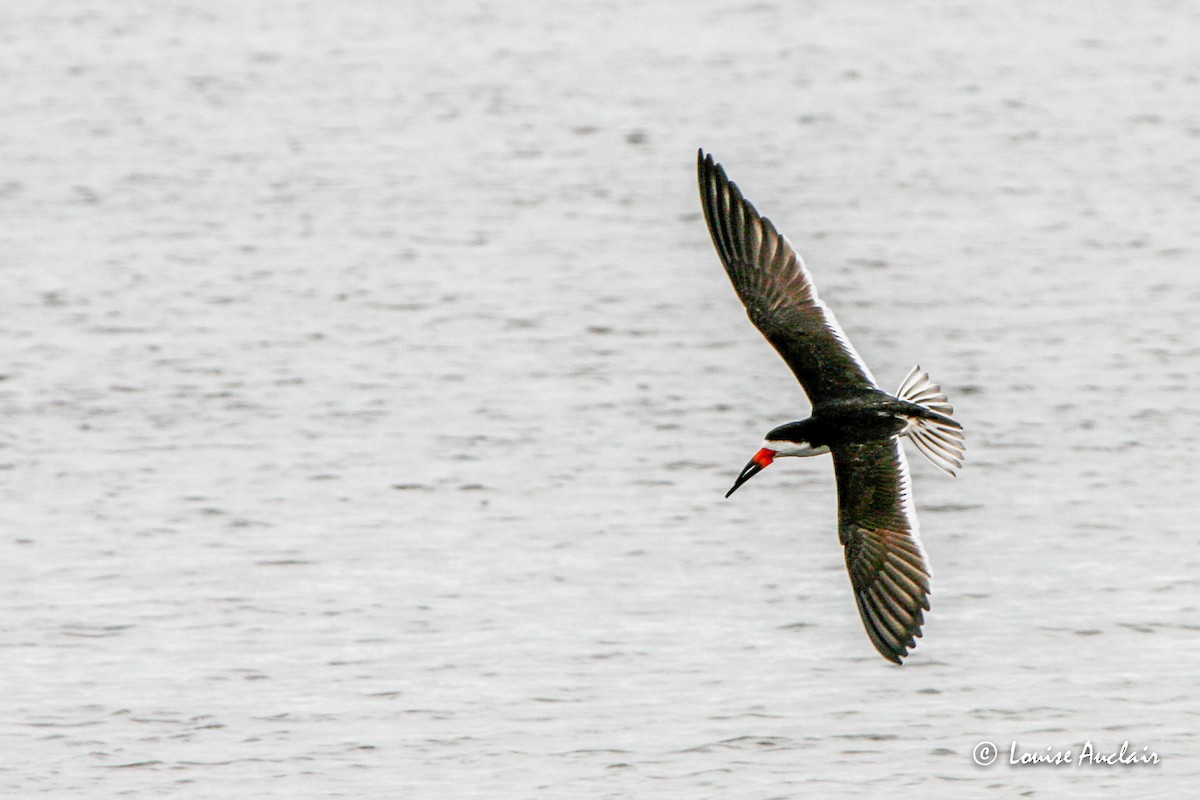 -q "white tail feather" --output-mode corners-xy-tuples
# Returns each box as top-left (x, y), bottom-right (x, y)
(897, 365), (965, 477)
